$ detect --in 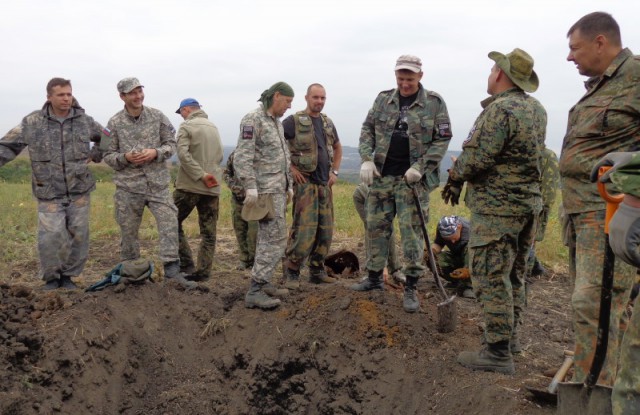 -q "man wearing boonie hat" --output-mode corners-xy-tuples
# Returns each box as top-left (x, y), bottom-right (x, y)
(103, 77), (196, 290)
(431, 215), (472, 297)
(354, 54), (453, 314)
(443, 48), (547, 375)
(173, 98), (224, 282)
(234, 82), (295, 310)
